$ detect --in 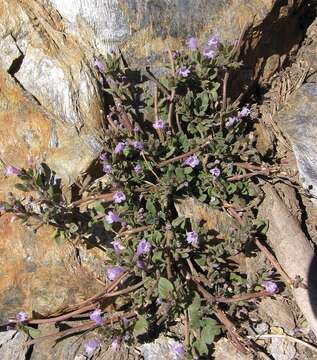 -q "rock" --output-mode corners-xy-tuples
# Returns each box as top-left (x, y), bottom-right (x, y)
(0, 213), (103, 323)
(0, 330), (28, 360)
(258, 298), (295, 332)
(214, 338), (253, 360)
(267, 336), (296, 360)
(140, 337), (182, 360)
(277, 83), (317, 204)
(0, 0), (103, 183)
